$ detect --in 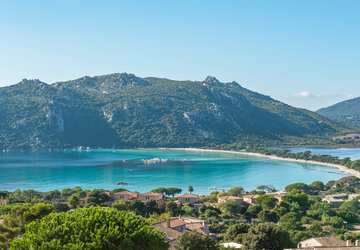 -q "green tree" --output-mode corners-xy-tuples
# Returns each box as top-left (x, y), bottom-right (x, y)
(188, 186), (194, 193)
(111, 188), (128, 193)
(10, 207), (169, 250)
(227, 187), (244, 196)
(306, 202), (334, 219)
(86, 190), (111, 206)
(128, 200), (146, 215)
(218, 200), (242, 217)
(243, 222), (292, 250)
(68, 194), (80, 208)
(282, 190), (309, 213)
(339, 199), (360, 213)
(166, 201), (179, 216)
(182, 205), (196, 216)
(223, 223), (250, 243)
(112, 200), (128, 211)
(165, 187), (182, 197)
(205, 209), (218, 218)
(279, 212), (302, 231)
(147, 212), (172, 224)
(255, 195), (278, 209)
(285, 183), (308, 193)
(151, 187), (167, 195)
(308, 181), (325, 191)
(53, 202), (70, 213)
(321, 214), (344, 228)
(257, 185), (268, 191)
(174, 231), (218, 250)
(246, 204), (263, 219)
(0, 203), (53, 249)
(258, 210), (279, 223)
